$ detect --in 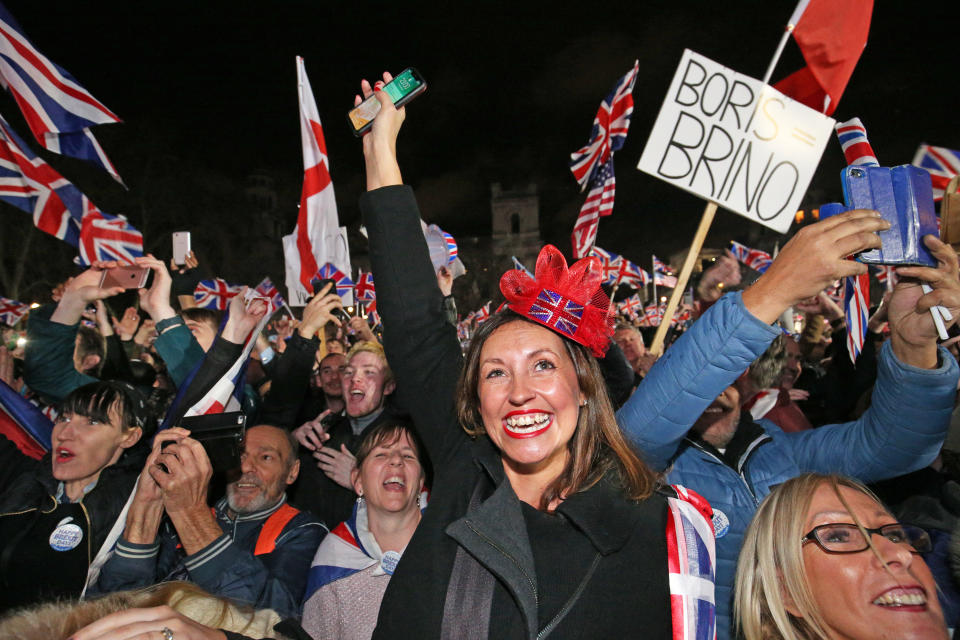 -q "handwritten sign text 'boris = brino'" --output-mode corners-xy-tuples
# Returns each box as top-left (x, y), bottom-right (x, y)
(638, 49), (835, 233)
